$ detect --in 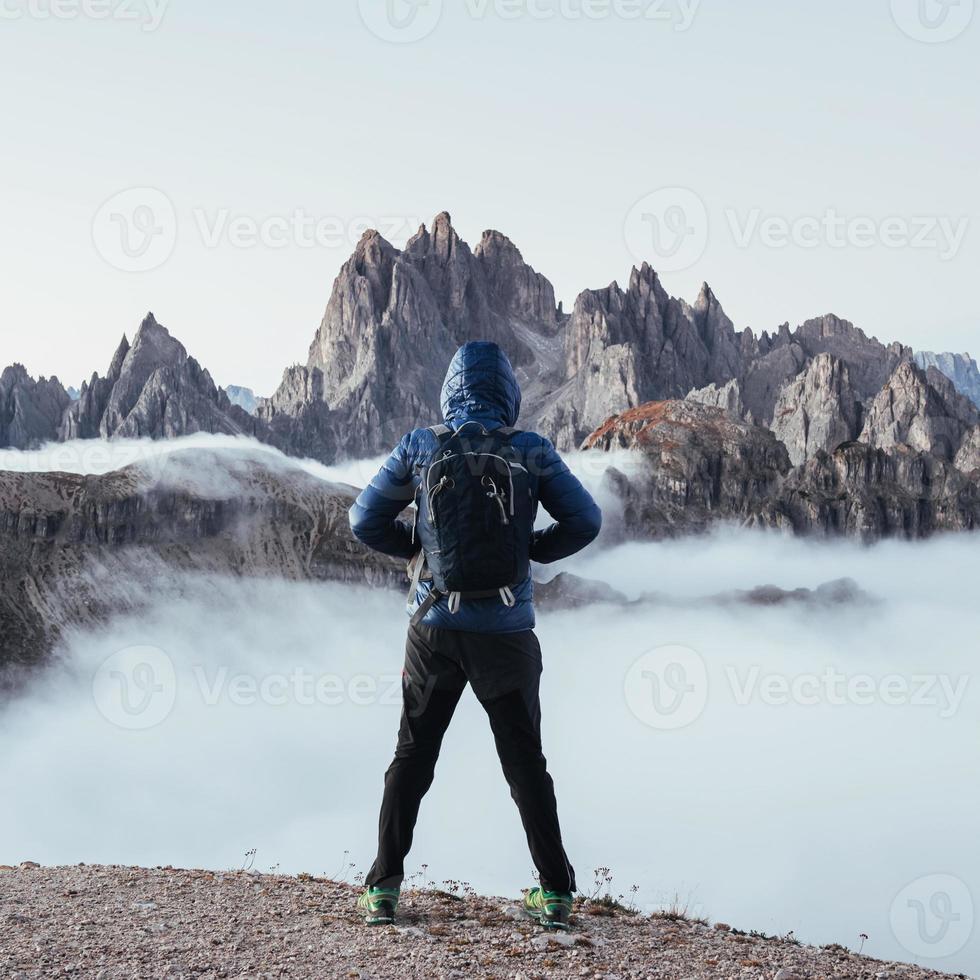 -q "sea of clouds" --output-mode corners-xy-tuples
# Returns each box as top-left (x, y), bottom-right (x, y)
(1, 436), (977, 973)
